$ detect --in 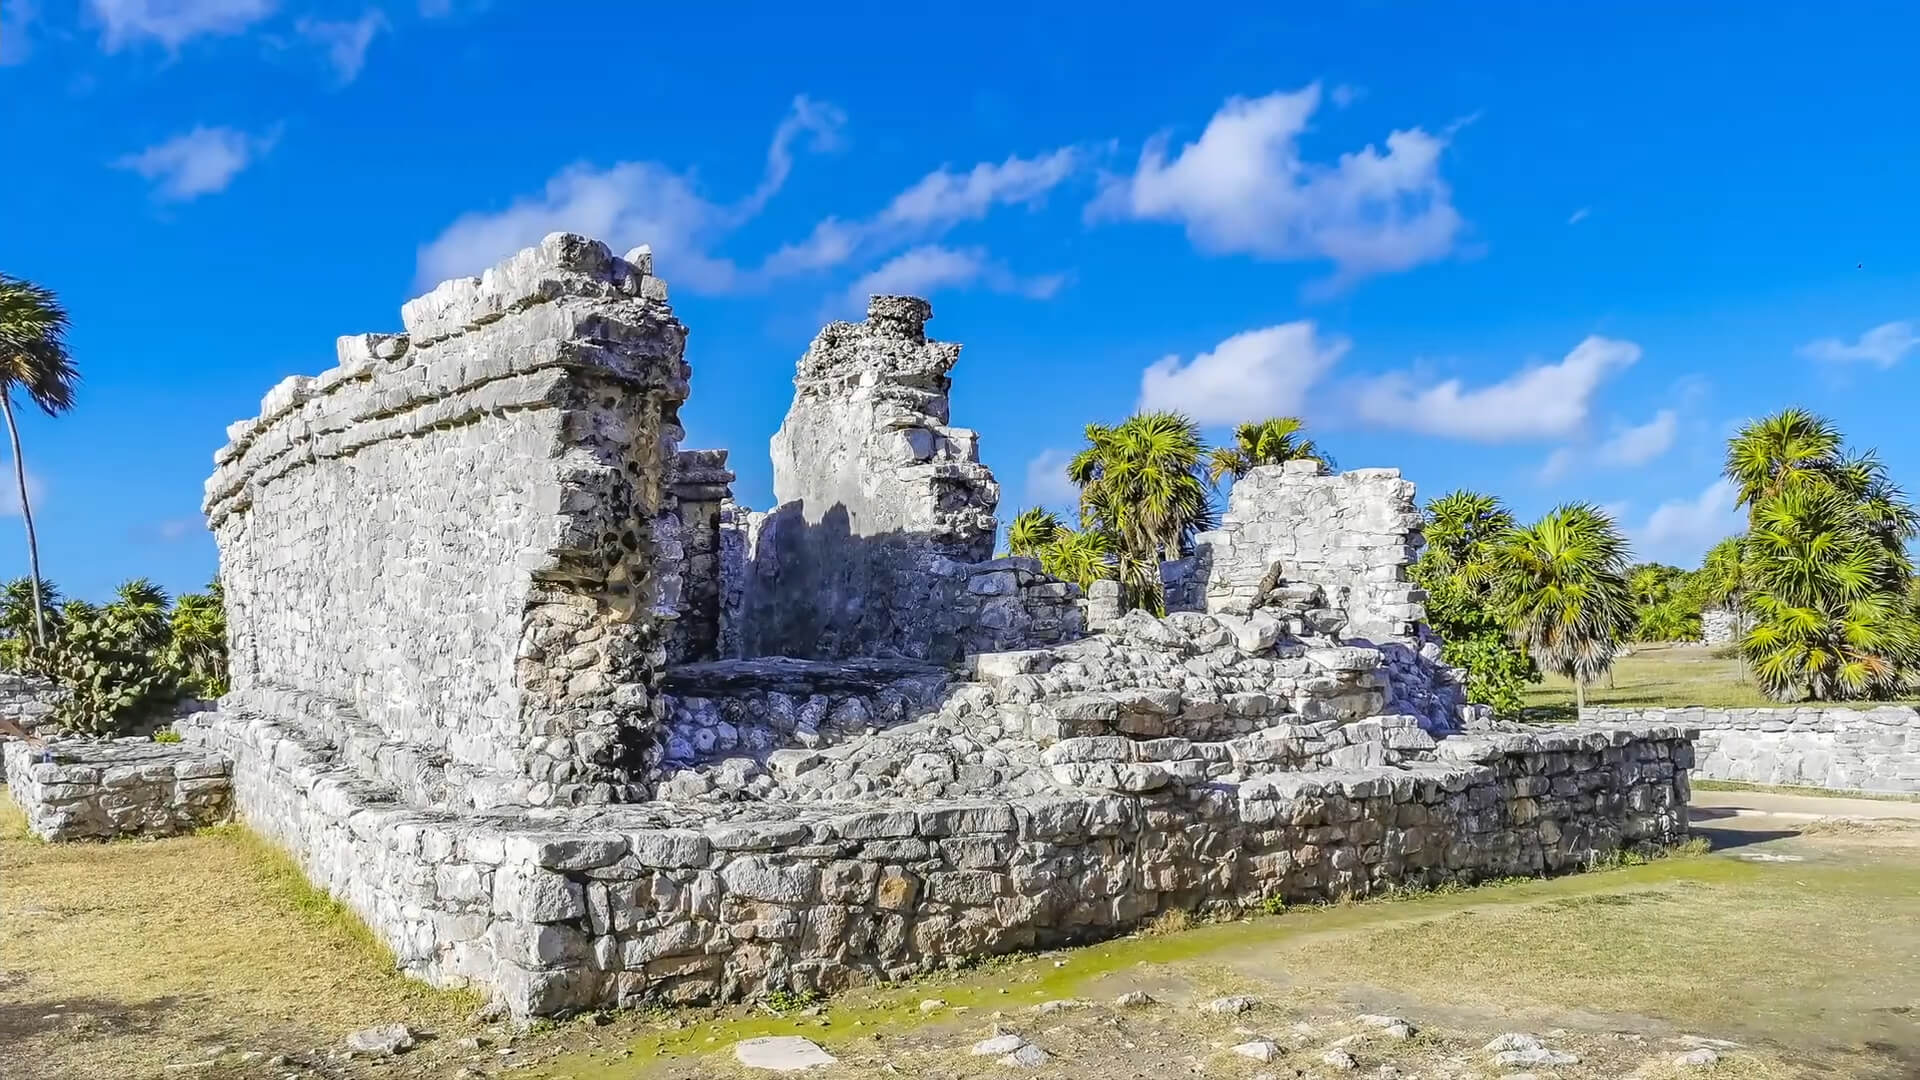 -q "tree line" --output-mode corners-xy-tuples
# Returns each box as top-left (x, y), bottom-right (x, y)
(1008, 408), (1919, 711)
